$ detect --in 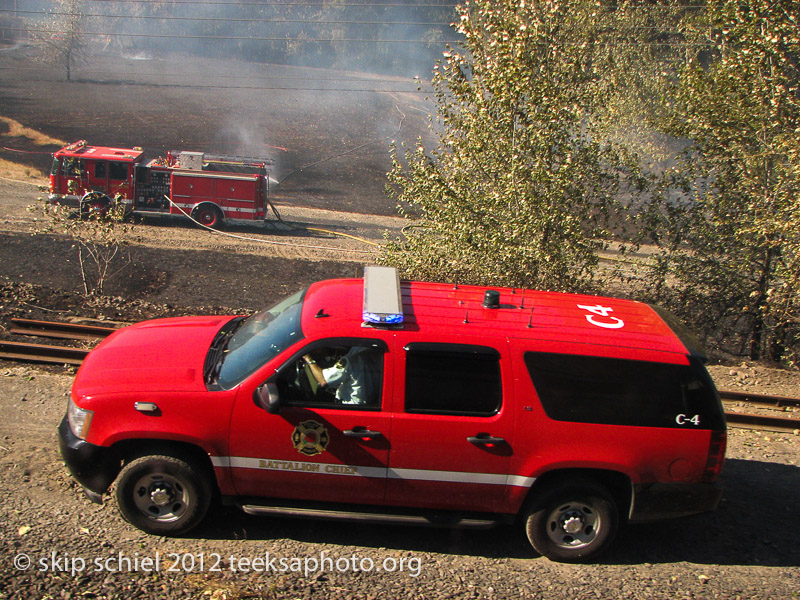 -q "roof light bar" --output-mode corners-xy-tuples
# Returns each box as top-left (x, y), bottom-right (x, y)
(362, 266), (404, 325)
